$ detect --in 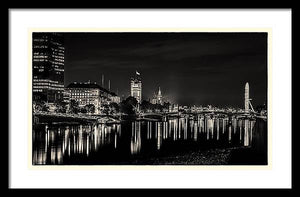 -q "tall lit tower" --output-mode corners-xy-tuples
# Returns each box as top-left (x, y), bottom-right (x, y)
(157, 87), (162, 104)
(245, 82), (250, 113)
(130, 71), (142, 103)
